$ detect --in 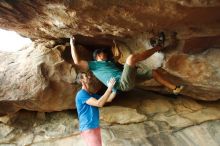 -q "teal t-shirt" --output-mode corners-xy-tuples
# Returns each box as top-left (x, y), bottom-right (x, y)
(88, 61), (122, 92)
